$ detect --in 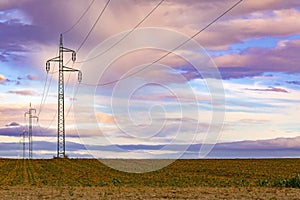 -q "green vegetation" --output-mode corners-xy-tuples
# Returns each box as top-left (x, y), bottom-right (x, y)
(0, 159), (299, 188)
(272, 174), (300, 188)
